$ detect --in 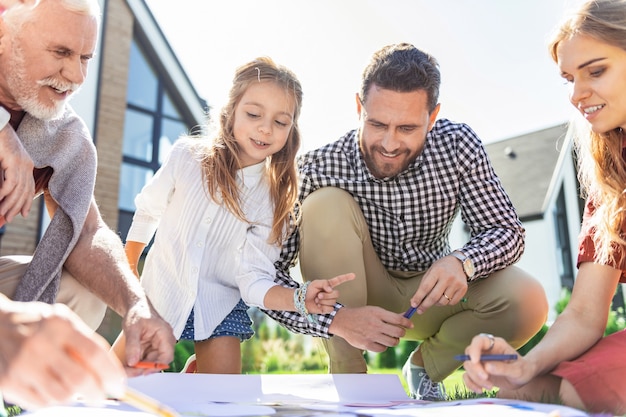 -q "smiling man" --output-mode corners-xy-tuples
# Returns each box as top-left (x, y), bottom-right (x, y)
(265, 43), (548, 401)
